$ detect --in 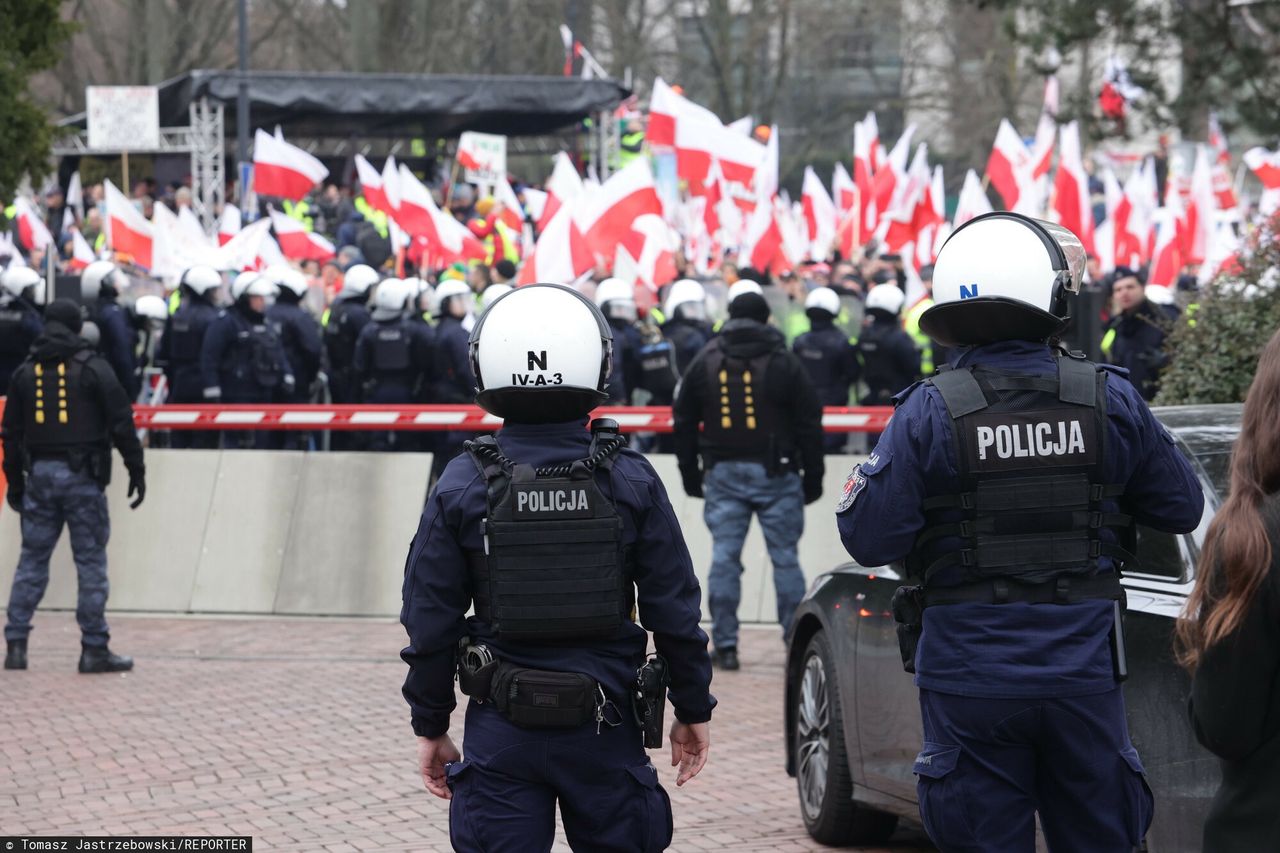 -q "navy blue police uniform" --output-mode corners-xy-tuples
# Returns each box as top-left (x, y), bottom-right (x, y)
(429, 314), (479, 480)
(792, 317), (859, 452)
(95, 295), (140, 400)
(604, 319), (644, 405)
(267, 295), (324, 450)
(0, 292), (44, 396)
(156, 294), (220, 448)
(837, 340), (1204, 851)
(200, 303), (294, 449)
(402, 421), (716, 852)
(352, 316), (434, 451)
